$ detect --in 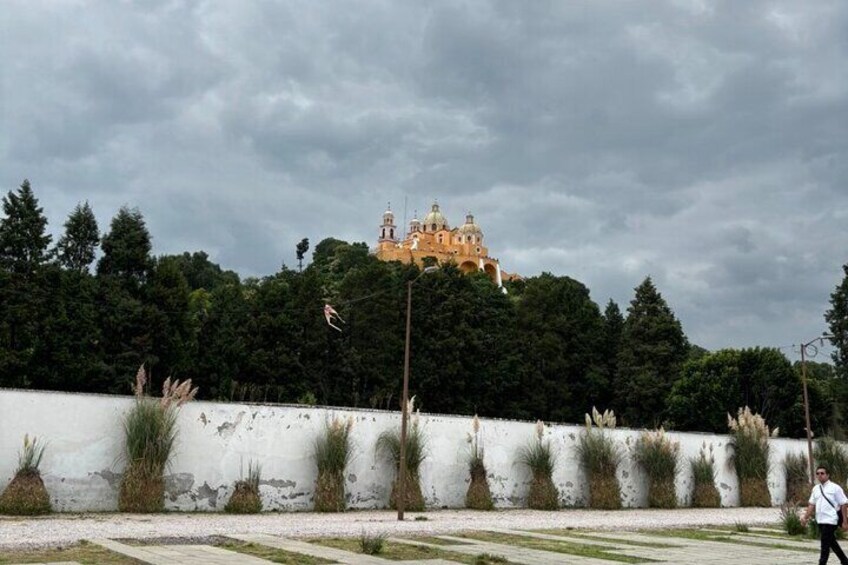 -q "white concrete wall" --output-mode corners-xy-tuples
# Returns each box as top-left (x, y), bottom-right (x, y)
(0, 389), (811, 512)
